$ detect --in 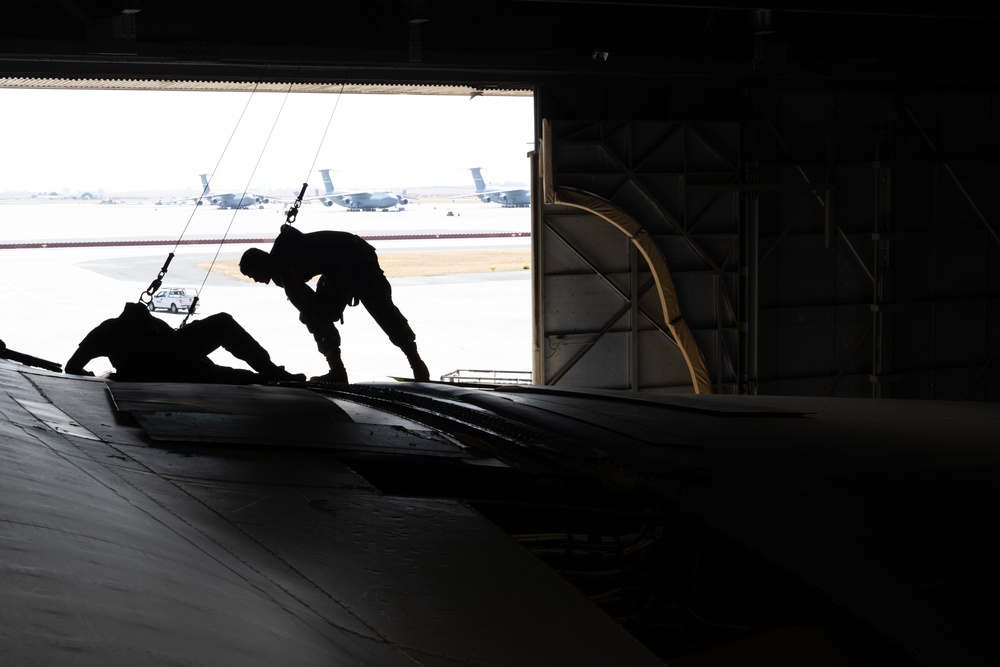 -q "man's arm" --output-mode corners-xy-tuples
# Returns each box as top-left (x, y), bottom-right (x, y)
(64, 323), (110, 376)
(65, 345), (97, 376)
(276, 267), (321, 319)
